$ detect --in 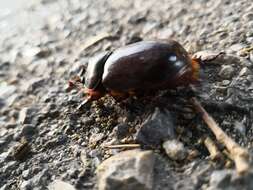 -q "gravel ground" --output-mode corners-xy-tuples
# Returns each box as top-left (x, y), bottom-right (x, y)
(0, 0), (253, 189)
